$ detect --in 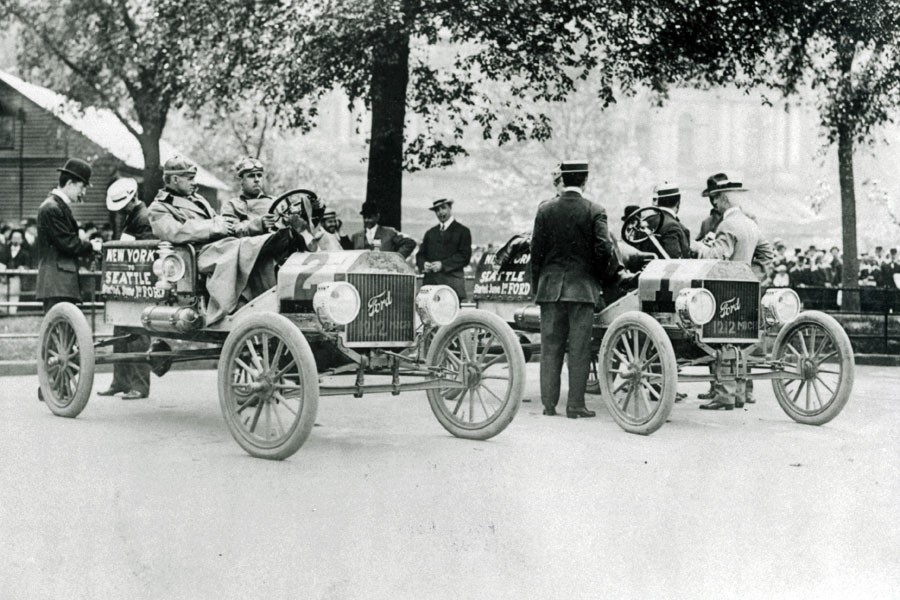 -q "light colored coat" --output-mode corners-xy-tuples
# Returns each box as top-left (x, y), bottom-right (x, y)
(220, 194), (272, 237)
(148, 189), (273, 324)
(696, 206), (773, 266)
